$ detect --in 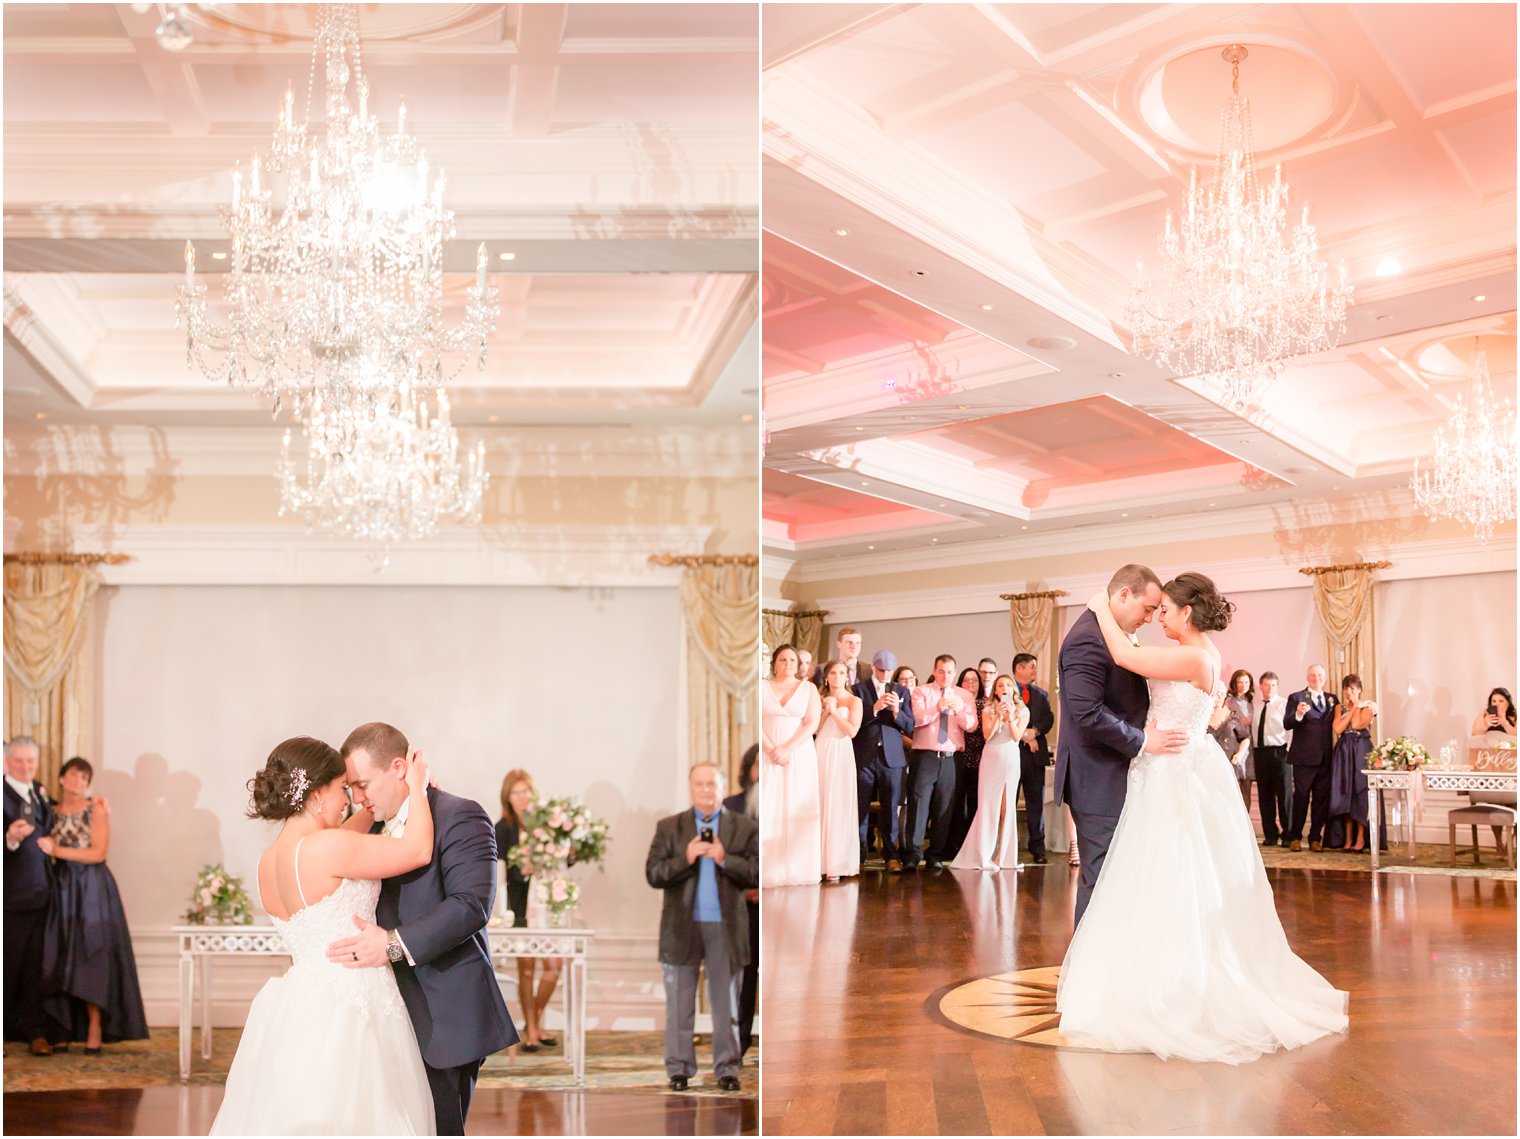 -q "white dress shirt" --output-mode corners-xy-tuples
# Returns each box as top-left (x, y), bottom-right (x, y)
(381, 797), (417, 965)
(1253, 696), (1289, 747)
(5, 775), (38, 851)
